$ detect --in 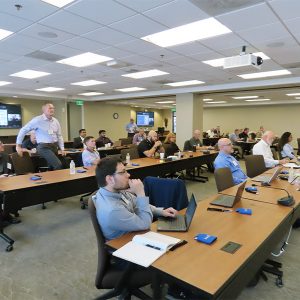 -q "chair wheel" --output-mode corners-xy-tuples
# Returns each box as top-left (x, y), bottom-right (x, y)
(276, 277), (283, 287)
(41, 204), (46, 209)
(6, 245), (13, 252)
(81, 204), (86, 209)
(14, 212), (20, 217)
